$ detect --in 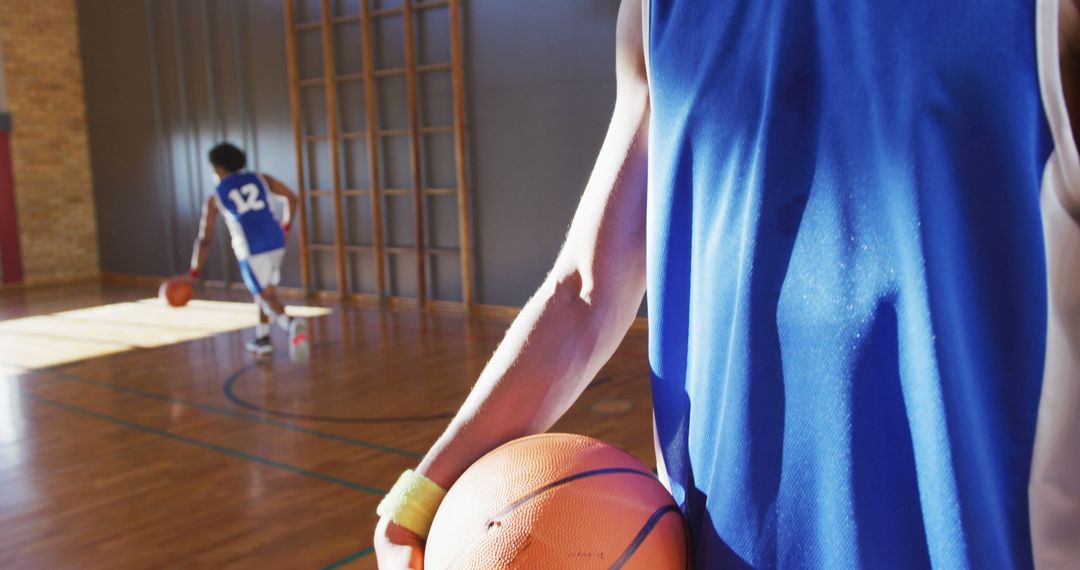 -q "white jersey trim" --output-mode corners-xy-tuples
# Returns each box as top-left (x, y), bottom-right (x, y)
(213, 192), (252, 260)
(255, 173), (287, 226)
